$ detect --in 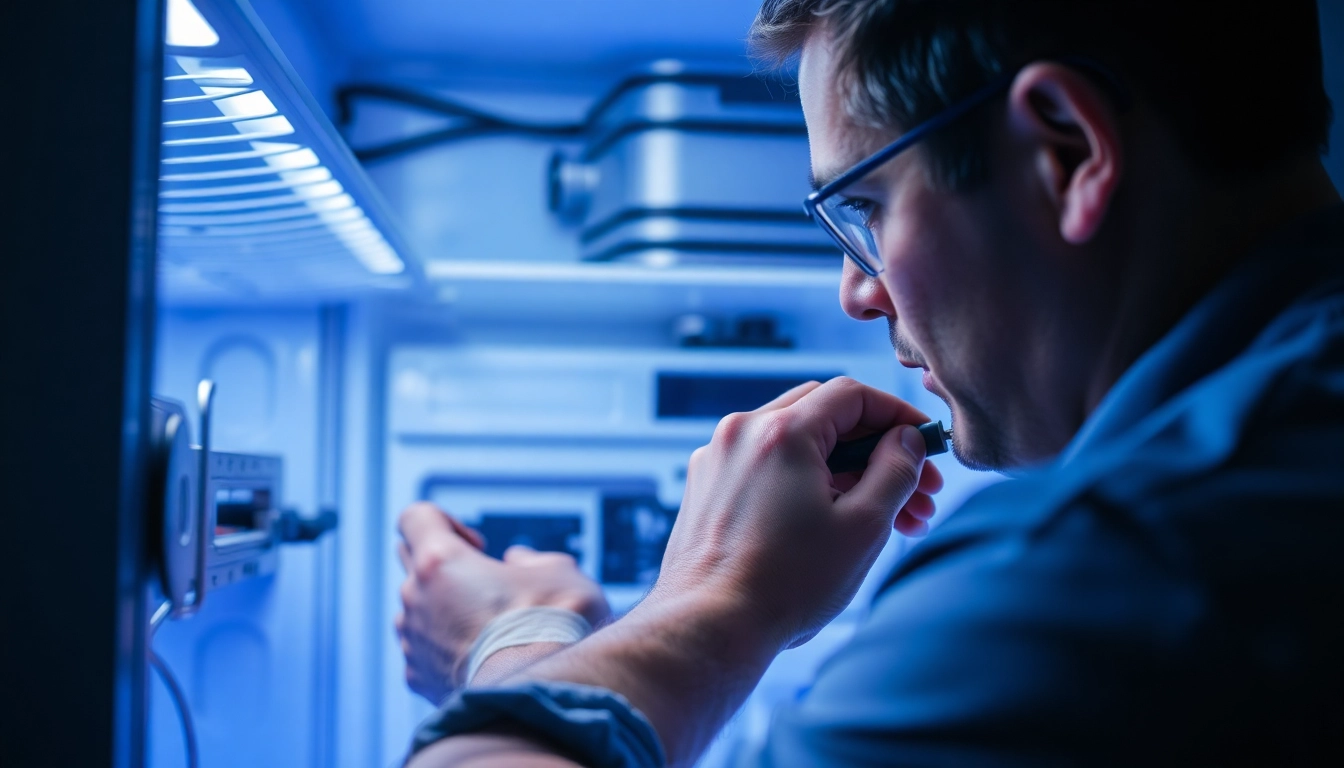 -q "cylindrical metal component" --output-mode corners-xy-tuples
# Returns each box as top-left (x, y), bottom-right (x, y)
(918, 420), (953, 456)
(547, 151), (600, 222)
